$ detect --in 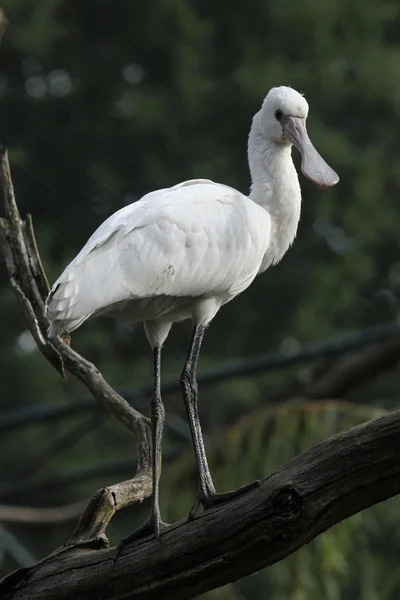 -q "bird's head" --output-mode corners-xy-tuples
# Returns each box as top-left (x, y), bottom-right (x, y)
(259, 86), (339, 189)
